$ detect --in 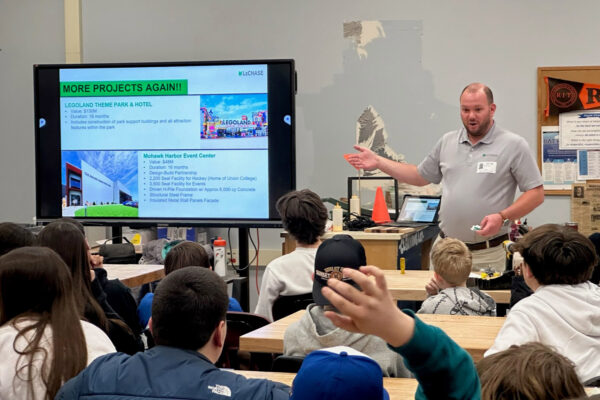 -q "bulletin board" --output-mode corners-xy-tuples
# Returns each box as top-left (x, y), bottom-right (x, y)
(537, 66), (600, 195)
